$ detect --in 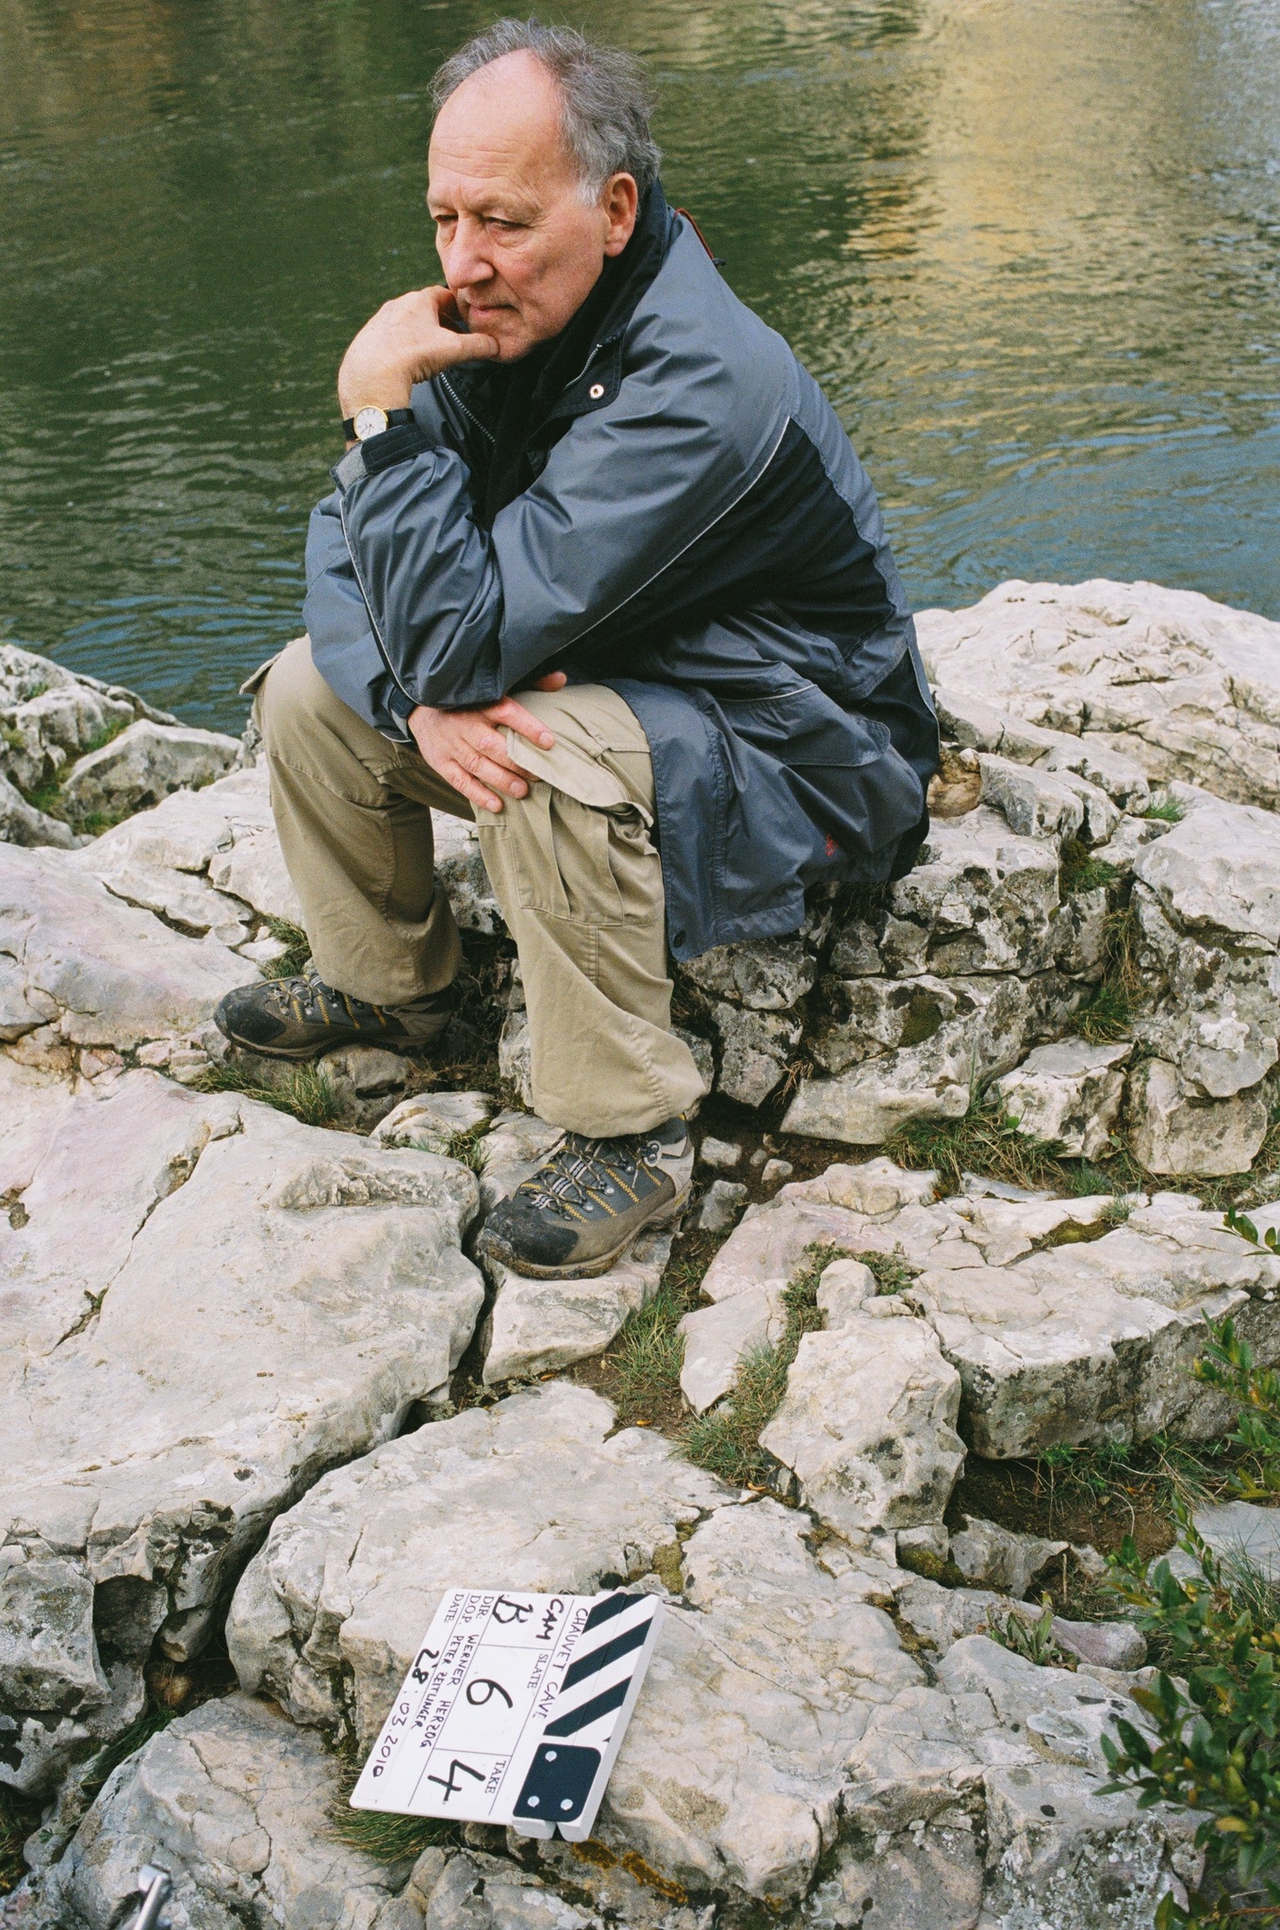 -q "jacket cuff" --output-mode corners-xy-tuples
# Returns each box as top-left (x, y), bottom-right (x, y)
(386, 683), (418, 729)
(333, 422), (431, 489)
